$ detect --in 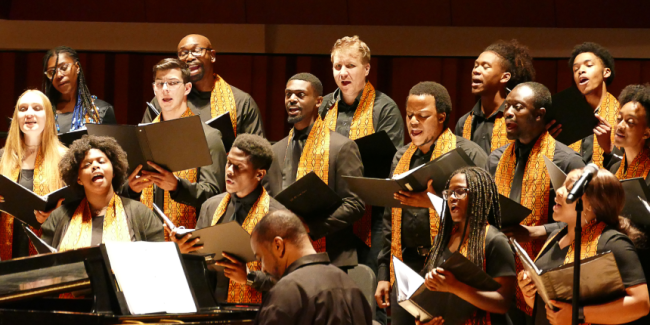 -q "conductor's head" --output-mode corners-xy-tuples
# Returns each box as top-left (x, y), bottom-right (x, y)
(504, 82), (552, 144)
(226, 134), (274, 197)
(251, 210), (316, 280)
